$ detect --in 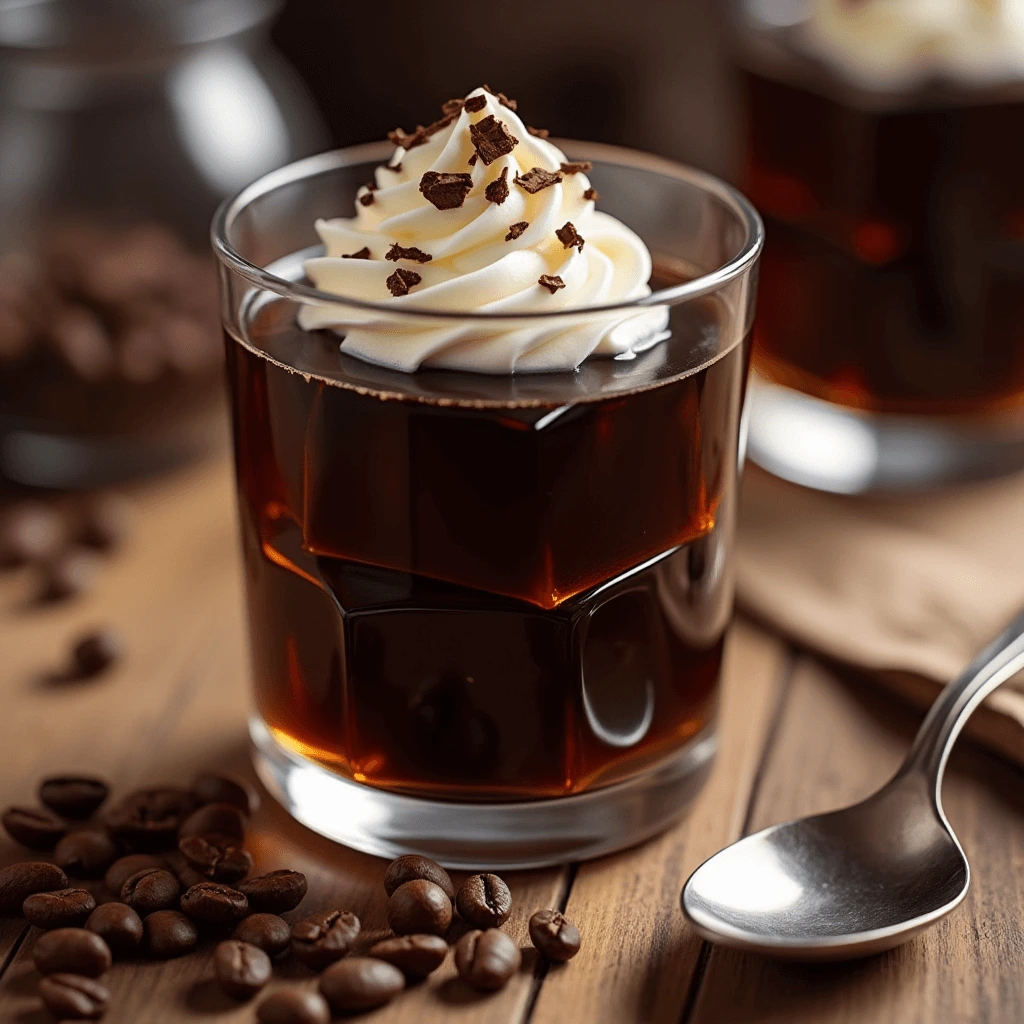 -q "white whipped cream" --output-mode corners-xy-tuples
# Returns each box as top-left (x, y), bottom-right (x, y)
(297, 87), (668, 374)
